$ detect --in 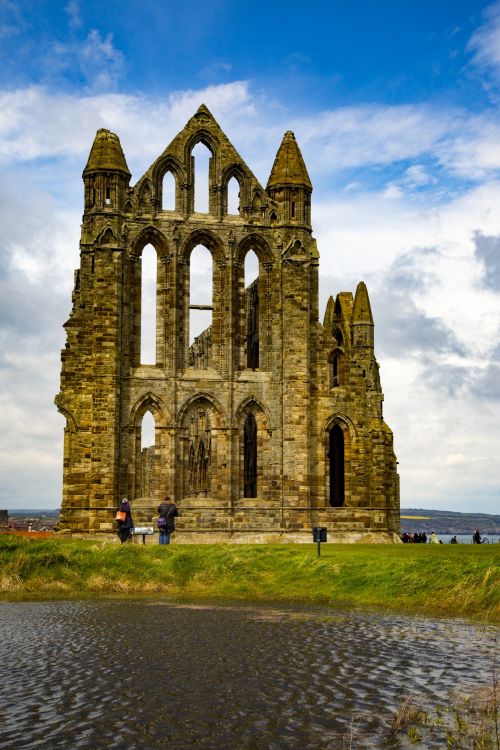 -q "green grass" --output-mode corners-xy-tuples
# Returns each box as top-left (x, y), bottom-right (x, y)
(0, 535), (499, 621)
